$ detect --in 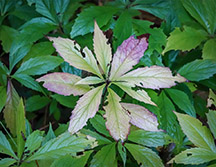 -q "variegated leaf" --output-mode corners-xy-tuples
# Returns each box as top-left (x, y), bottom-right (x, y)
(114, 82), (156, 106)
(76, 76), (104, 85)
(48, 37), (102, 78)
(69, 84), (105, 134)
(121, 103), (161, 132)
(110, 36), (148, 80)
(94, 22), (112, 76)
(118, 66), (186, 89)
(104, 88), (130, 142)
(37, 72), (90, 96)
